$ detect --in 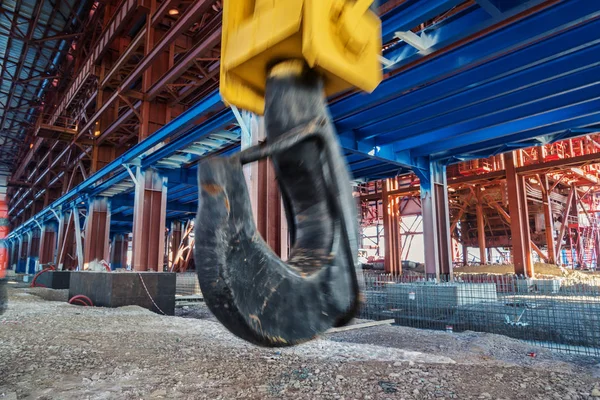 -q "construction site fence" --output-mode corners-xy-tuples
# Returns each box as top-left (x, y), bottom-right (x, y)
(359, 271), (600, 357)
